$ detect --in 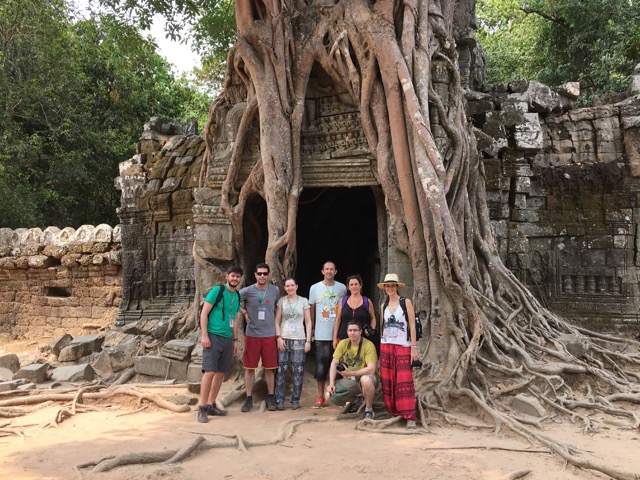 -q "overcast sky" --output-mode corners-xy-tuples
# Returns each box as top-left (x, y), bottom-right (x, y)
(149, 16), (200, 74)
